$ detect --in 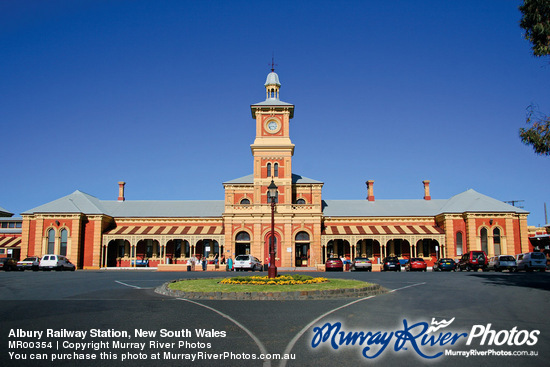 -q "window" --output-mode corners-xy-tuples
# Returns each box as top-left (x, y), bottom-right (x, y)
(274, 163), (279, 177)
(296, 198), (306, 204)
(480, 228), (488, 254)
(493, 228), (501, 256)
(236, 232), (250, 241)
(456, 232), (463, 256)
(295, 232), (309, 241)
(47, 229), (55, 254)
(60, 229), (68, 256)
(240, 198), (250, 205)
(267, 163), (272, 177)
